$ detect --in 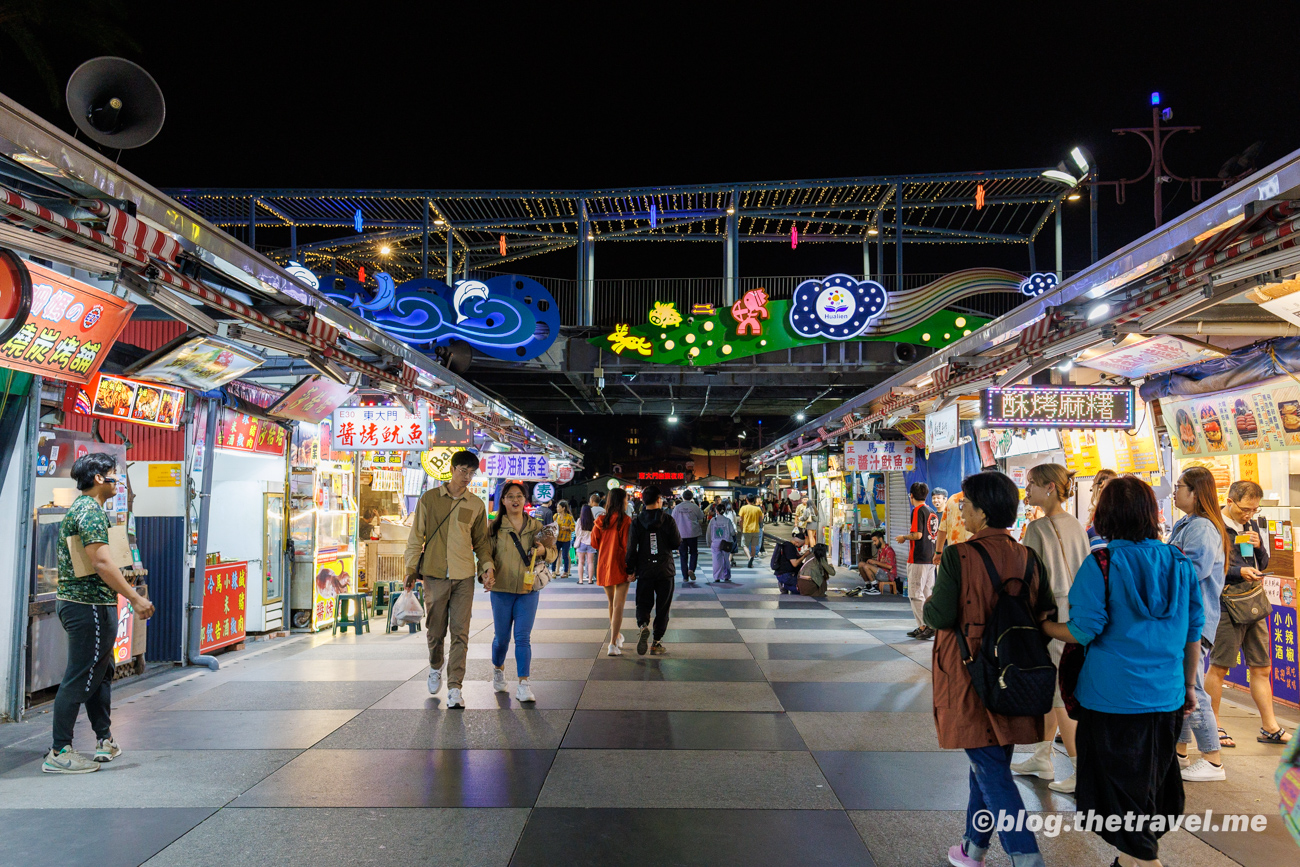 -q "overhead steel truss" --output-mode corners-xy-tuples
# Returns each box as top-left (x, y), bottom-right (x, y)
(165, 168), (1066, 284)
